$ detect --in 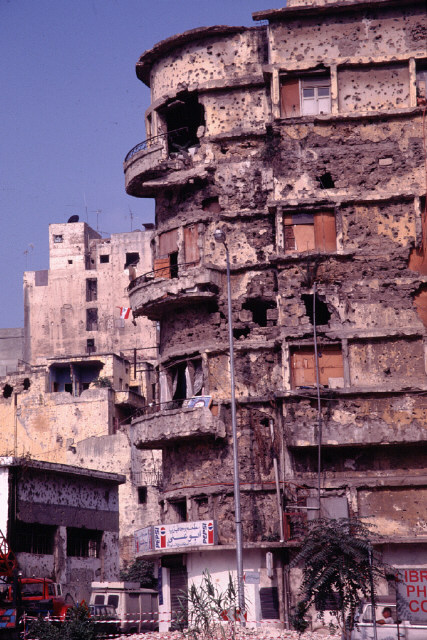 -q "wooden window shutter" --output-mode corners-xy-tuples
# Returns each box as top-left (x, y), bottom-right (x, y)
(280, 78), (301, 118)
(318, 346), (344, 385)
(158, 229), (178, 257)
(291, 349), (316, 387)
(314, 212), (336, 252)
(284, 214), (296, 250)
(184, 225), (200, 264)
(153, 257), (171, 279)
